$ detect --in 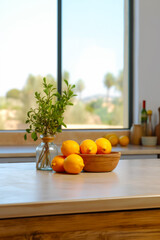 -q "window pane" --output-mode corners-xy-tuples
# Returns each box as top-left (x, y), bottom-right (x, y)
(62, 0), (128, 129)
(0, 0), (57, 130)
